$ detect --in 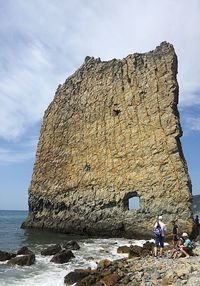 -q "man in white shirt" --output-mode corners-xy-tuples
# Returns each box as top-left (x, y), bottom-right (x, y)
(153, 215), (167, 257)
